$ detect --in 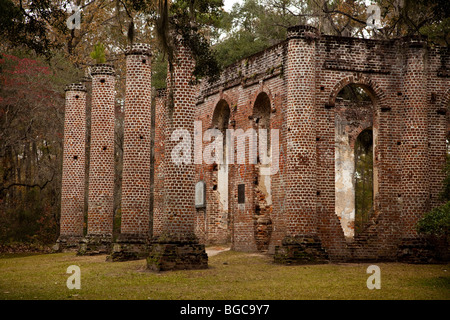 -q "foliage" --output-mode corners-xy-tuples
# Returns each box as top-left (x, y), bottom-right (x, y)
(416, 201), (450, 237)
(168, 0), (225, 82)
(213, 29), (269, 67)
(440, 154), (450, 202)
(213, 0), (307, 67)
(416, 154), (450, 238)
(123, 0), (224, 82)
(212, 0), (450, 69)
(152, 51), (169, 90)
(336, 83), (372, 102)
(0, 0), (65, 57)
(374, 0), (450, 45)
(0, 51), (82, 245)
(90, 43), (106, 64)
